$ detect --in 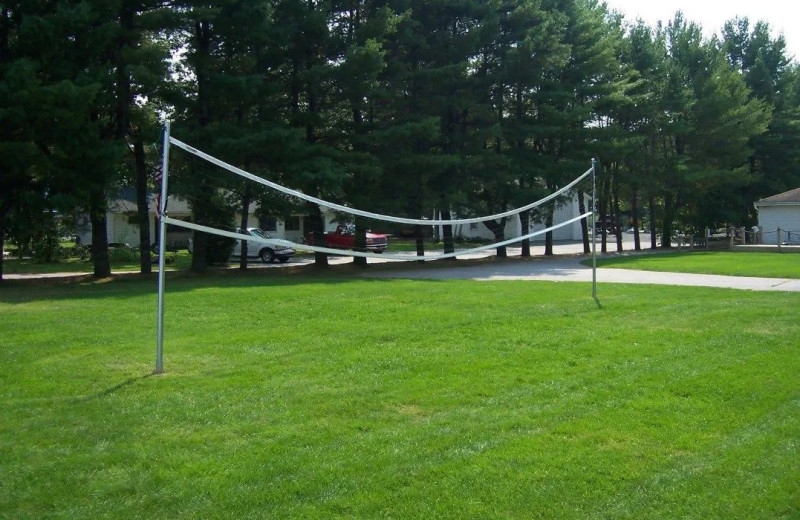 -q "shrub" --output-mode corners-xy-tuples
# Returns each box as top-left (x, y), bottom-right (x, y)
(205, 235), (236, 265)
(108, 245), (139, 263)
